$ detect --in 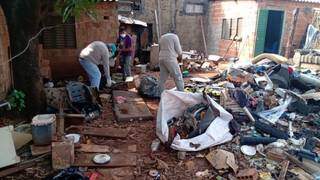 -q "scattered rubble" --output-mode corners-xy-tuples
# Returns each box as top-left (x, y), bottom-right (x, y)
(1, 52), (320, 179)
